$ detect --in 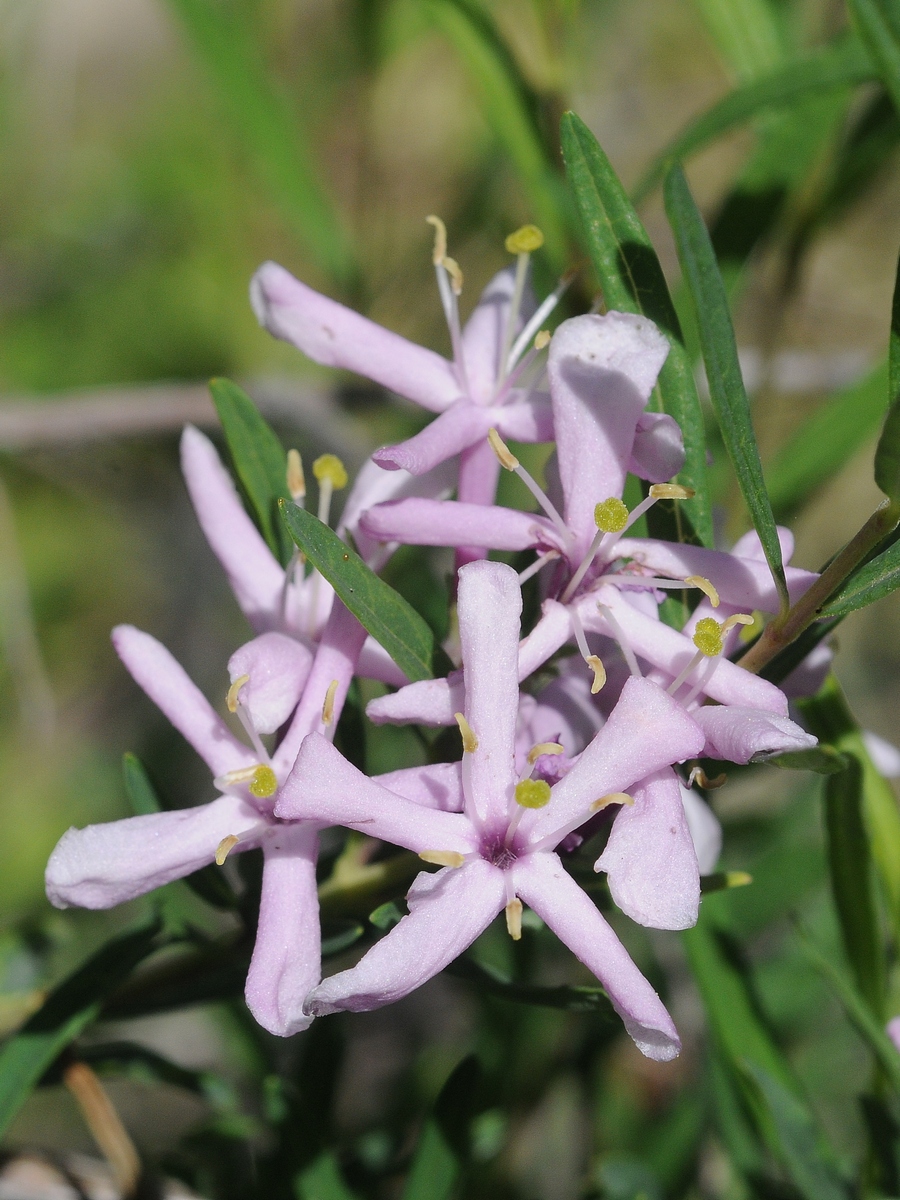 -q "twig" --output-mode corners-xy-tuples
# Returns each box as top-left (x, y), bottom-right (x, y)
(63, 1061), (141, 1199)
